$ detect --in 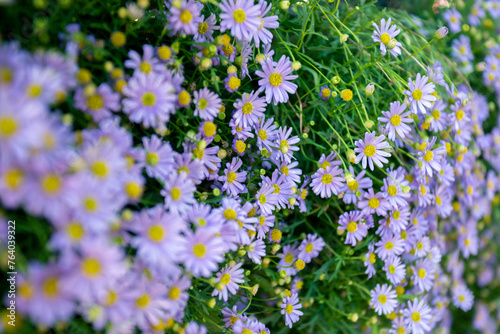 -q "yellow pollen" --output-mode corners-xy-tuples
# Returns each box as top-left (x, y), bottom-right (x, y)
(140, 62), (152, 74)
(148, 225), (164, 242)
(242, 102), (253, 114)
(272, 184), (280, 194)
(271, 229), (282, 241)
(456, 109), (464, 121)
(84, 197), (98, 212)
(269, 73), (283, 87)
(418, 268), (426, 279)
(222, 43), (234, 56)
(233, 9), (246, 23)
(43, 278), (59, 298)
(87, 94), (104, 110)
(180, 10), (193, 23)
(4, 168), (24, 190)
(420, 185), (427, 195)
(26, 84), (42, 98)
(146, 152), (159, 166)
(285, 304), (294, 314)
(105, 291), (118, 306)
(0, 116), (18, 138)
(198, 22), (209, 34)
(464, 238), (470, 246)
(258, 129), (268, 140)
(92, 161), (108, 178)
(364, 144), (376, 157)
(67, 222), (84, 241)
(41, 174), (61, 195)
(387, 185), (398, 196)
(435, 196), (442, 205)
(301, 189), (307, 199)
(259, 194), (267, 204)
(368, 197), (380, 209)
(322, 174), (332, 184)
(412, 89), (423, 101)
(81, 258), (101, 277)
(178, 90), (191, 106)
(285, 253), (294, 264)
(224, 208), (237, 220)
(393, 211), (400, 220)
(198, 98), (208, 110)
(19, 283), (34, 299)
(378, 295), (387, 304)
(281, 166), (289, 175)
(142, 92), (156, 106)
(412, 312), (421, 322)
(193, 243), (206, 258)
(432, 109), (440, 120)
(193, 148), (205, 160)
(369, 253), (376, 264)
(235, 140), (246, 153)
(347, 221), (358, 233)
(227, 76), (241, 90)
(203, 121), (216, 137)
(467, 186), (473, 195)
(321, 88), (331, 98)
(389, 265), (396, 274)
(171, 187), (181, 200)
(305, 243), (314, 253)
(380, 32), (391, 45)
(341, 89), (353, 101)
(385, 241), (394, 250)
(220, 273), (231, 285)
(136, 294), (150, 308)
(320, 161), (331, 169)
(390, 114), (402, 126)
(347, 180), (359, 191)
(169, 286), (181, 300)
(158, 46), (172, 60)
